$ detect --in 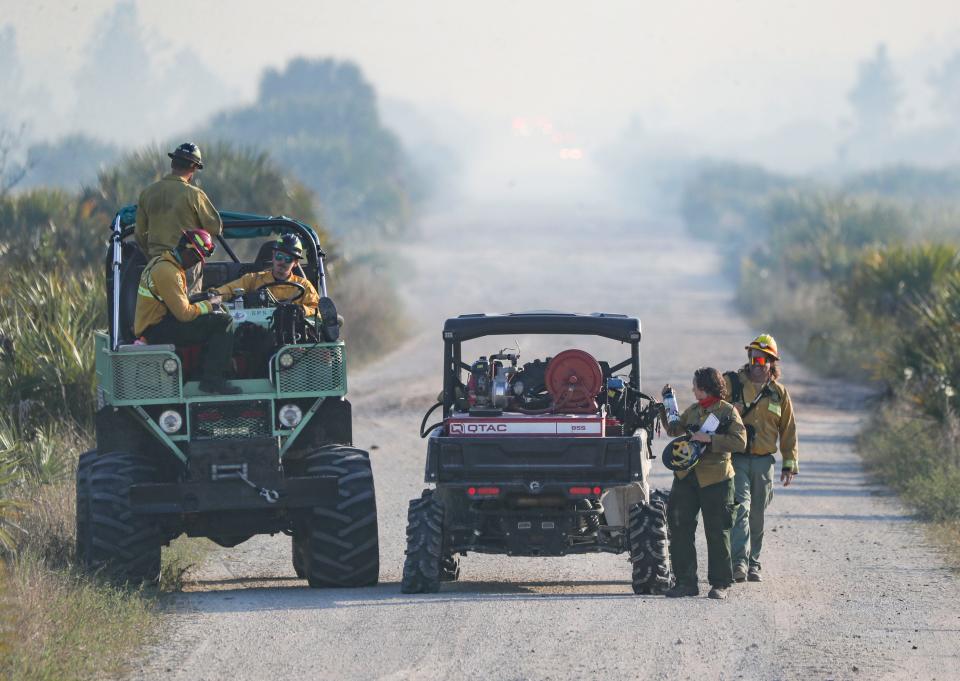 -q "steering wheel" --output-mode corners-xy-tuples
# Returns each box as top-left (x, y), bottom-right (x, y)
(256, 280), (306, 304)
